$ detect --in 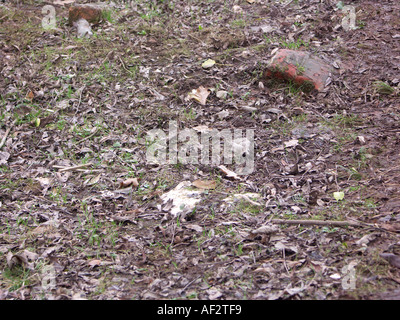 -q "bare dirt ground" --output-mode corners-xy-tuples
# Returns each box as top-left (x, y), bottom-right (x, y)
(1, 0), (400, 300)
